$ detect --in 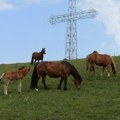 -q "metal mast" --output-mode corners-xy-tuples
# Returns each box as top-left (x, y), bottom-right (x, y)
(49, 0), (96, 59)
